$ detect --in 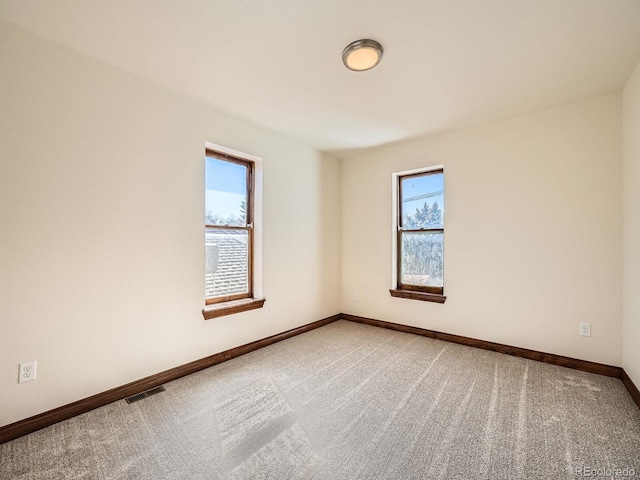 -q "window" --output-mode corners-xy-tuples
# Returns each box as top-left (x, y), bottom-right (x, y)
(391, 168), (446, 303)
(203, 147), (264, 319)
